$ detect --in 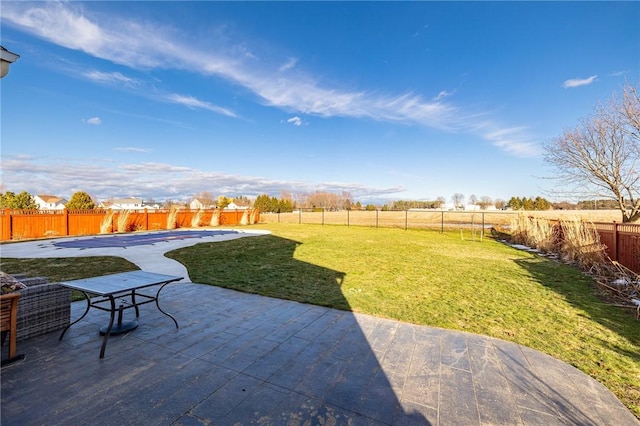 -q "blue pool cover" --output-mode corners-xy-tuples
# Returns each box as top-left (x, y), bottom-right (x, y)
(53, 230), (239, 249)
